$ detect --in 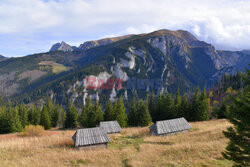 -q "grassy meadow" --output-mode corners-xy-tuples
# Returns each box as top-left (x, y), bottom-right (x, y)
(0, 119), (233, 167)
